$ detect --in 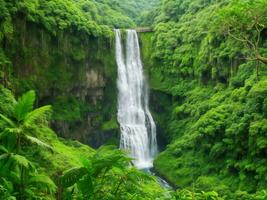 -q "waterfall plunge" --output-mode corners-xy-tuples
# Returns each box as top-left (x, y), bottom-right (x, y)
(115, 29), (158, 169)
